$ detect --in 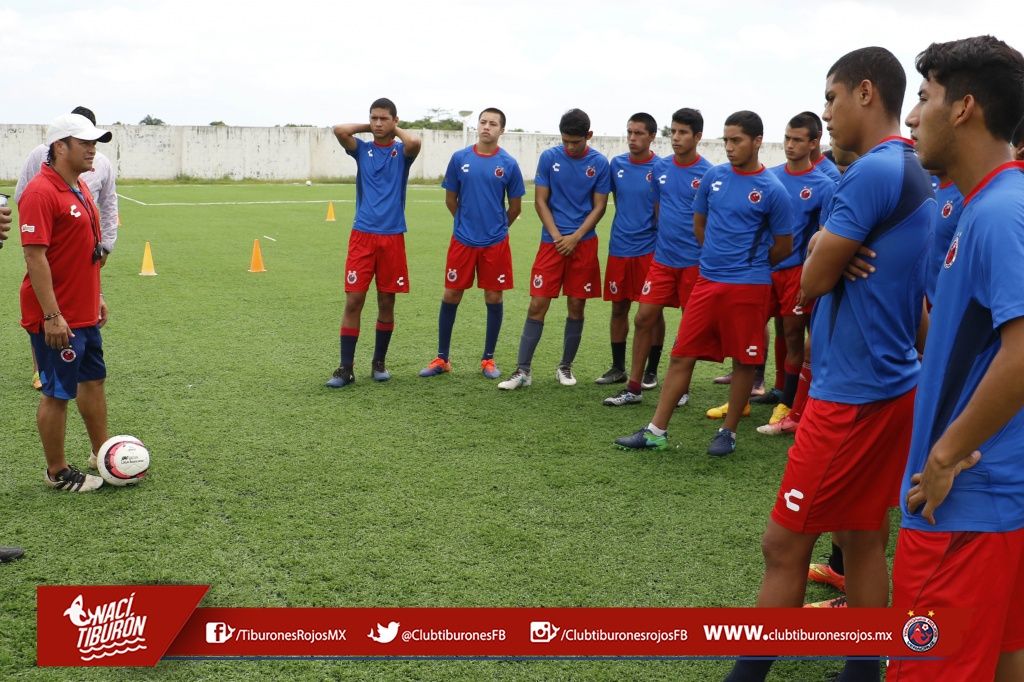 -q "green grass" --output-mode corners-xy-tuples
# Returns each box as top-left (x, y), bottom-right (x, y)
(0, 183), (873, 681)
